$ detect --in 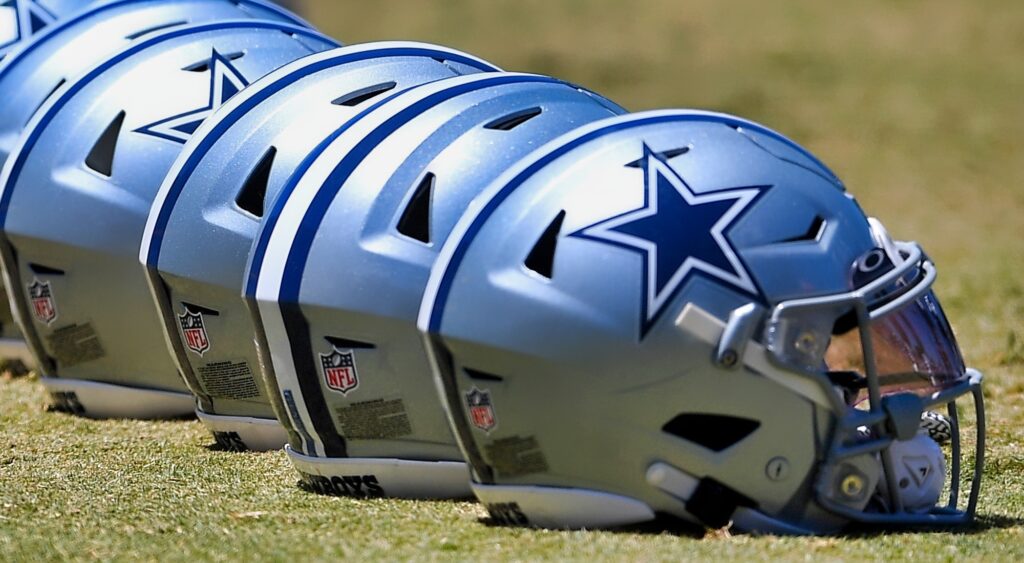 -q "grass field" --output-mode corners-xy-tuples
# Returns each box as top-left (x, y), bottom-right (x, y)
(3, 0), (1024, 560)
